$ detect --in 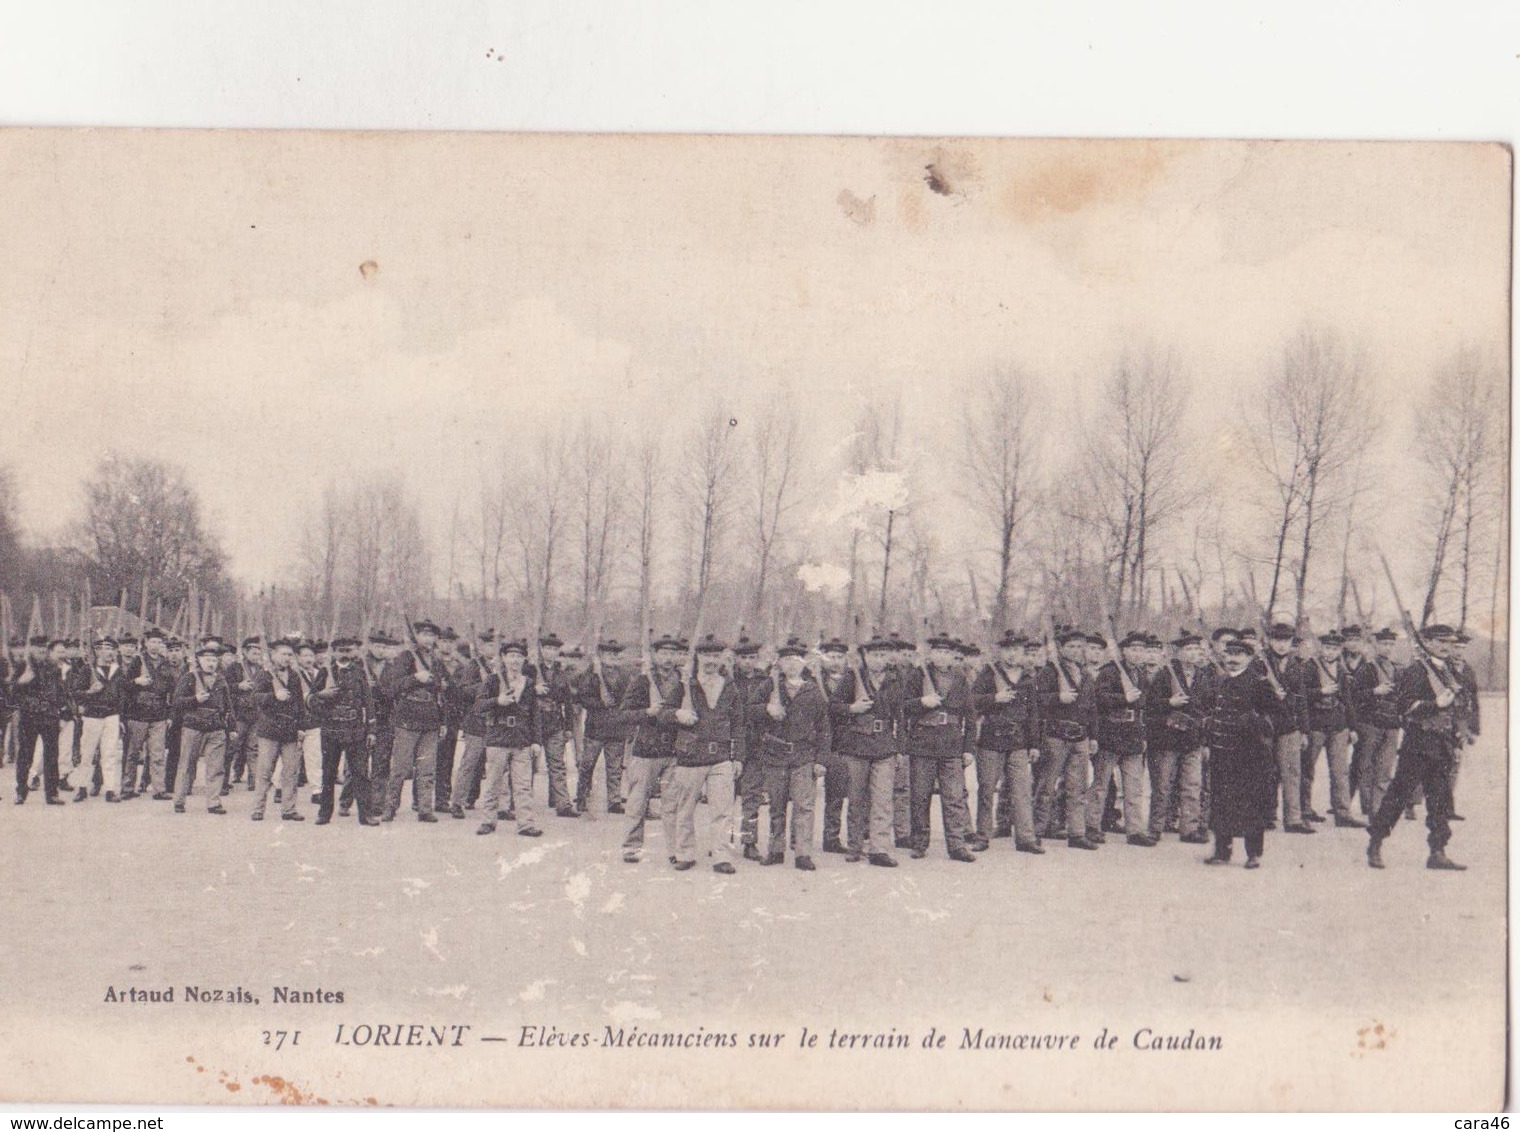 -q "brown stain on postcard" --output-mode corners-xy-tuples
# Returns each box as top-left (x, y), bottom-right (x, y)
(1001, 142), (1175, 224)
